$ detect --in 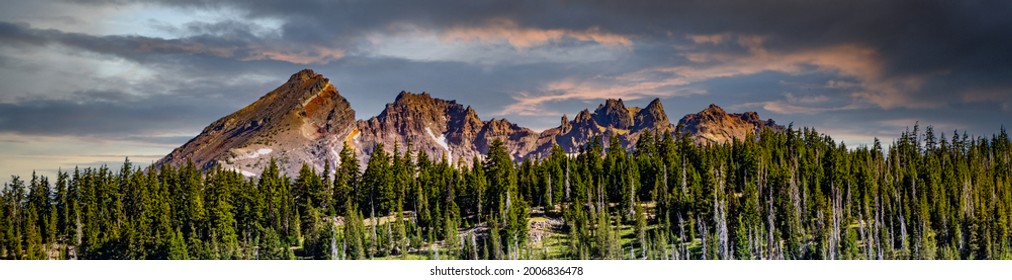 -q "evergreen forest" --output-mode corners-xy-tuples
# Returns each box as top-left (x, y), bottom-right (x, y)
(2, 125), (1011, 260)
